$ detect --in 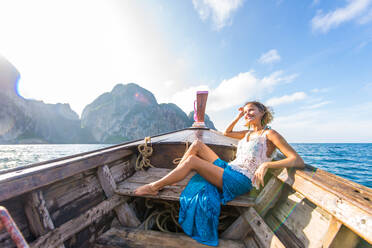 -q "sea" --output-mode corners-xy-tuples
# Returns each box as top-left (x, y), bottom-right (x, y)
(0, 143), (371, 188)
